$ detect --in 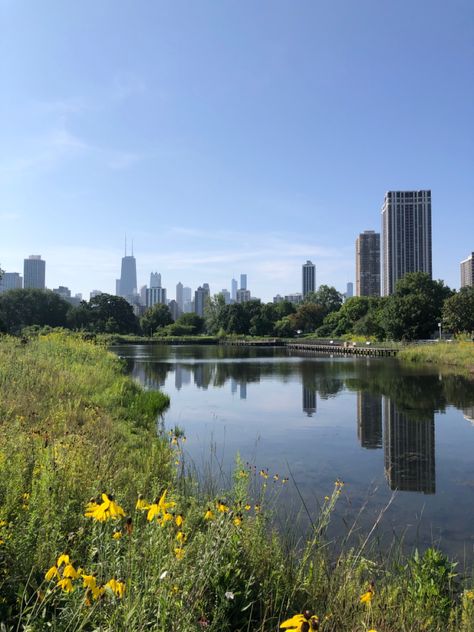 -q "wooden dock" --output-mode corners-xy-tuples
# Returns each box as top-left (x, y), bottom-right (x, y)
(220, 339), (398, 357)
